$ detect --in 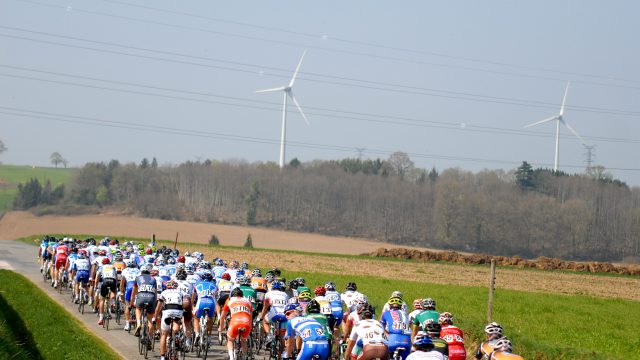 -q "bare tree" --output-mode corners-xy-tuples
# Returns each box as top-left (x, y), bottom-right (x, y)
(50, 152), (65, 168)
(388, 151), (414, 179)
